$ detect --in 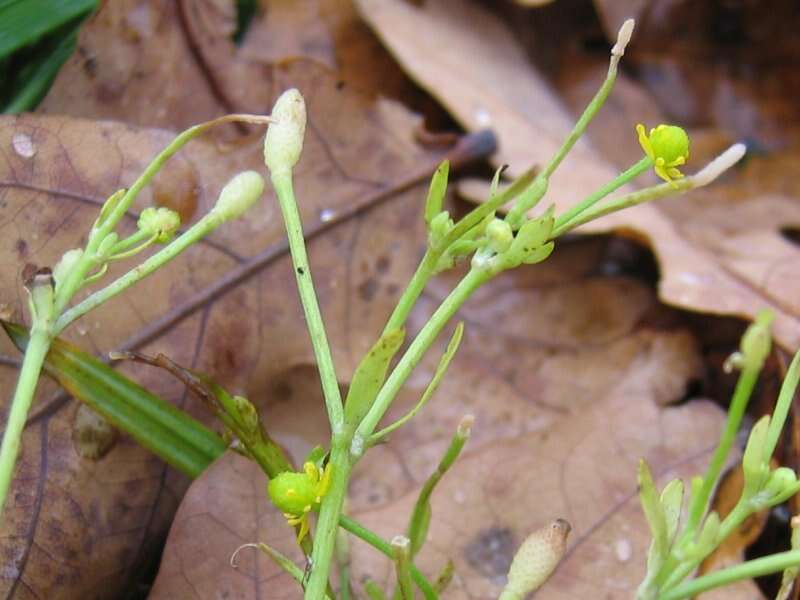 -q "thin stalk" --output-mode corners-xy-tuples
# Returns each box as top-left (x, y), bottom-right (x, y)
(0, 274), (55, 516)
(352, 268), (489, 457)
(270, 172), (343, 430)
(539, 21), (631, 180)
(337, 514), (438, 600)
(0, 327), (50, 515)
(392, 537), (414, 600)
(54, 213), (222, 334)
(683, 363), (761, 538)
(553, 157), (651, 231)
(407, 416), (471, 557)
(764, 350), (800, 459)
(305, 440), (350, 600)
(661, 550), (800, 600)
(383, 249), (438, 334)
(551, 177), (694, 238)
